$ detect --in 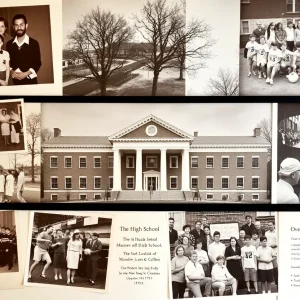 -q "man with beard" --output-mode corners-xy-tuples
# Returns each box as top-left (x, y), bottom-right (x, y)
(6, 14), (41, 85)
